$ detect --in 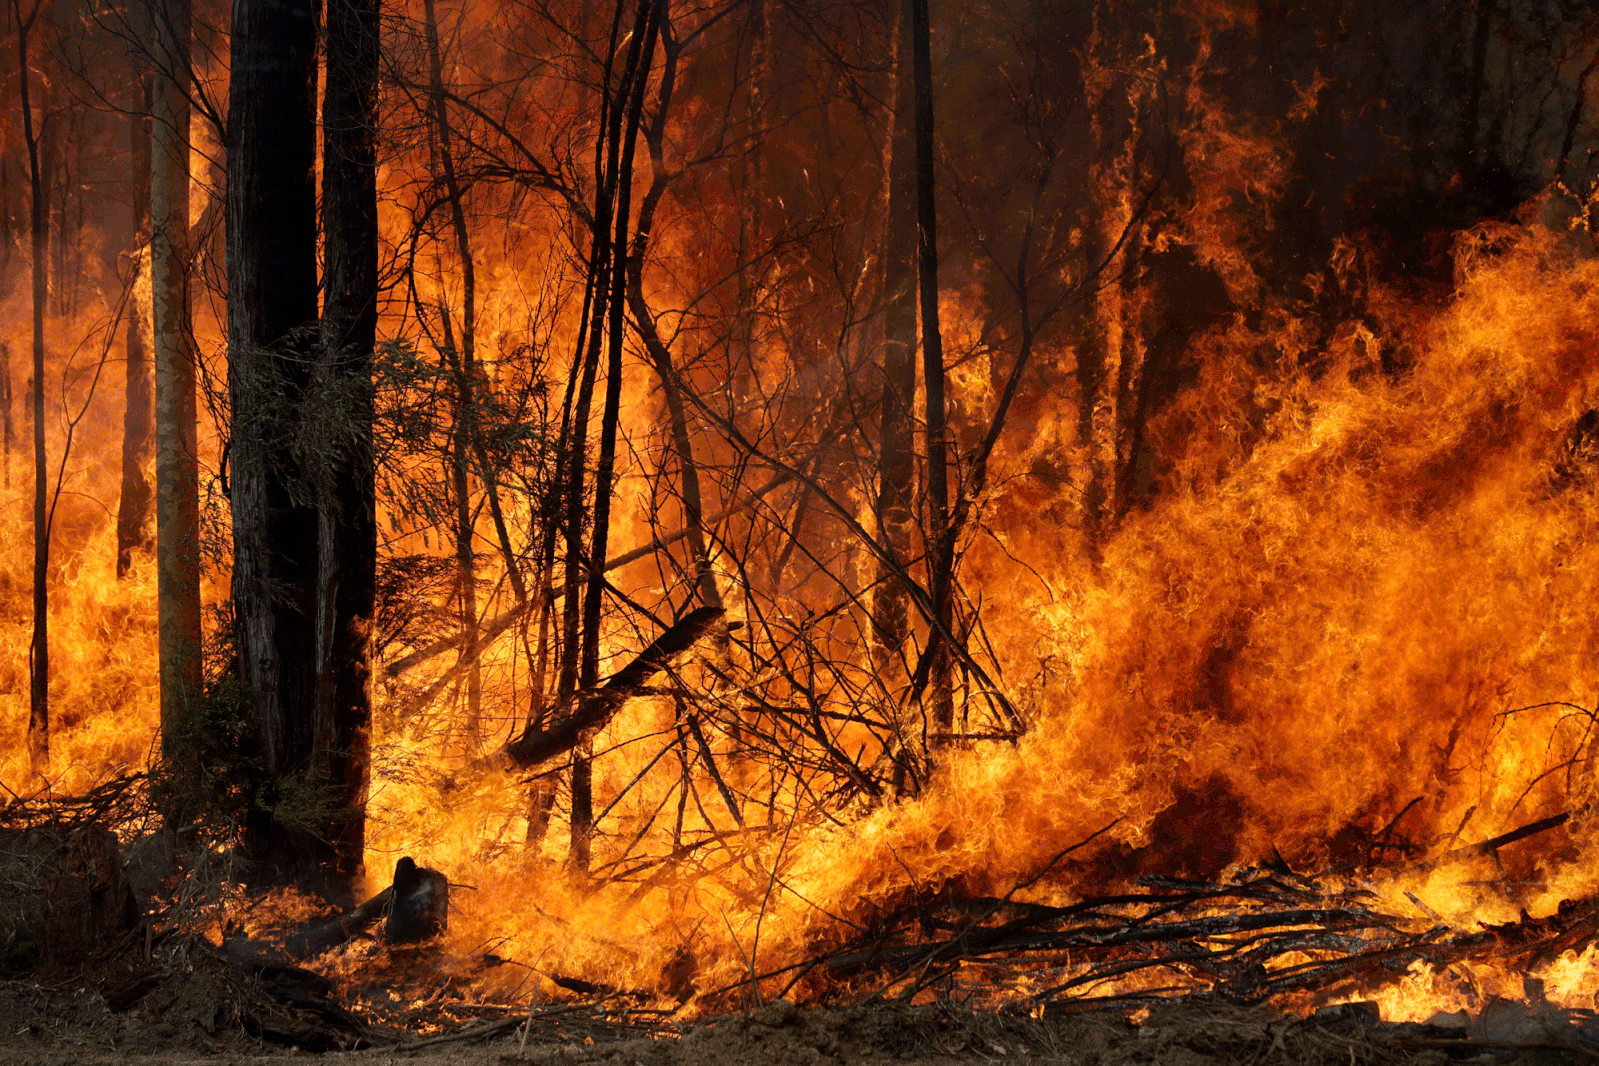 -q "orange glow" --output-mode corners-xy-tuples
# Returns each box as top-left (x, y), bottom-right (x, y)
(9, 0), (1599, 1031)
